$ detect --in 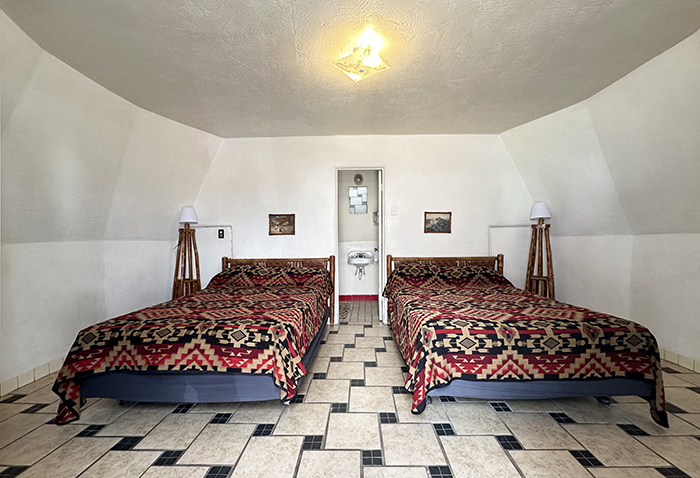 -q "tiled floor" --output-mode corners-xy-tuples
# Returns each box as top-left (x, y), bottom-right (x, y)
(1, 299), (700, 478)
